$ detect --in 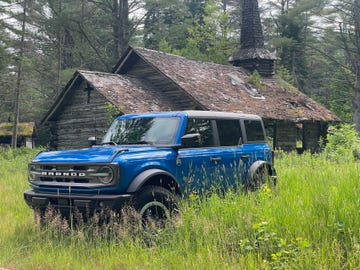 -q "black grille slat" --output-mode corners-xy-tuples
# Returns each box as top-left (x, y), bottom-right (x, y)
(29, 162), (118, 188)
(36, 165), (97, 184)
